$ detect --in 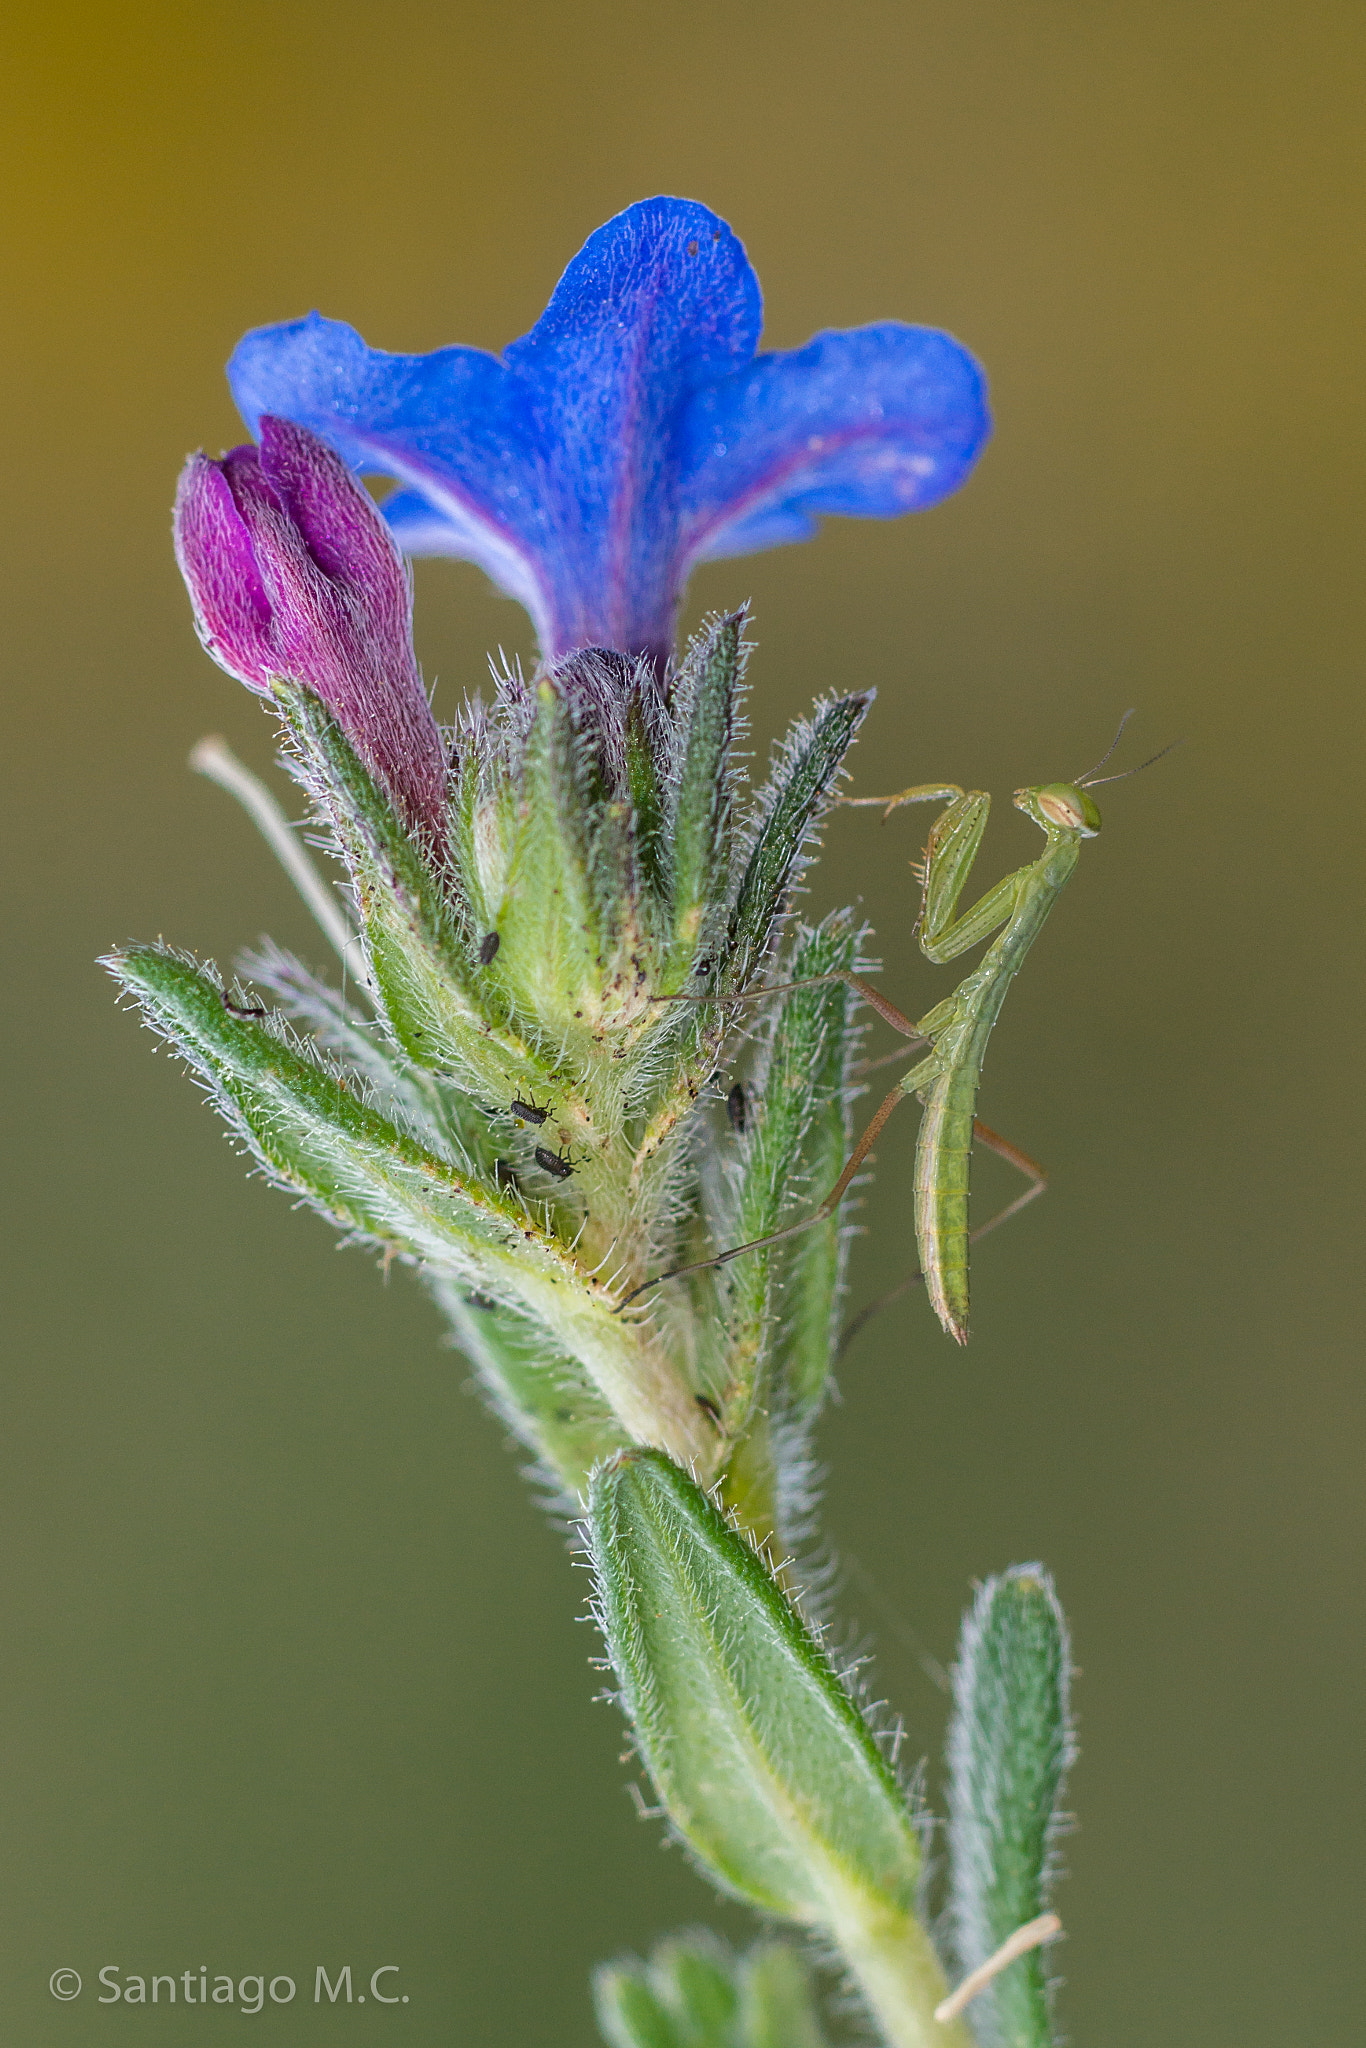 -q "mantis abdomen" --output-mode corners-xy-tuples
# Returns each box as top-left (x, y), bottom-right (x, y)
(903, 861), (1069, 1342)
(914, 1076), (974, 1342)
